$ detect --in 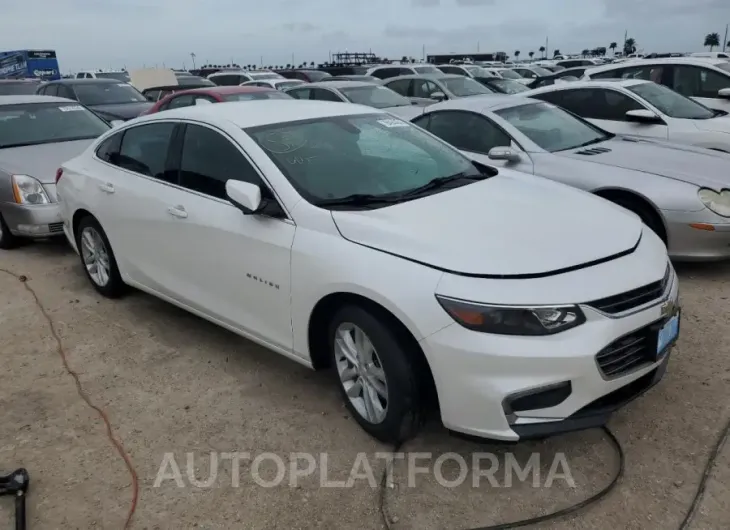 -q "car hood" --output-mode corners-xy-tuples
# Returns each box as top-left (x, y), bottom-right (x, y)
(554, 136), (730, 189)
(88, 102), (154, 120)
(693, 115), (730, 133)
(331, 170), (643, 277)
(0, 139), (97, 183)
